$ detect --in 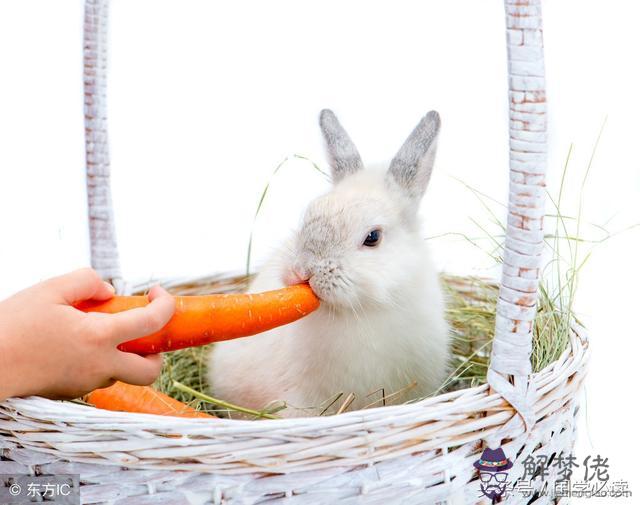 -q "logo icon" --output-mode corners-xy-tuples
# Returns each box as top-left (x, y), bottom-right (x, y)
(474, 447), (513, 500)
